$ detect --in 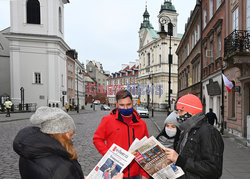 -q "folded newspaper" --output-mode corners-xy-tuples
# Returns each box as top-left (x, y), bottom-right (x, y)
(87, 144), (134, 179)
(129, 136), (184, 179)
